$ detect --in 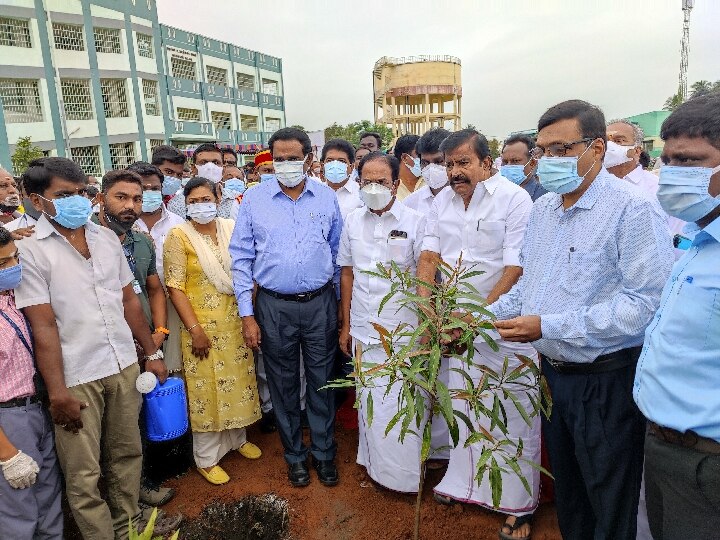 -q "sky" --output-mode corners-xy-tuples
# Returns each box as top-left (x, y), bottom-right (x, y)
(157, 0), (720, 139)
